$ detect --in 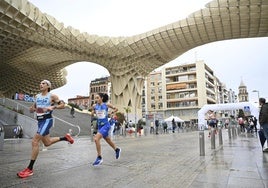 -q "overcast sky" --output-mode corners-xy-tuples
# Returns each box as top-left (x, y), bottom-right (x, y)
(28, 0), (268, 103)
